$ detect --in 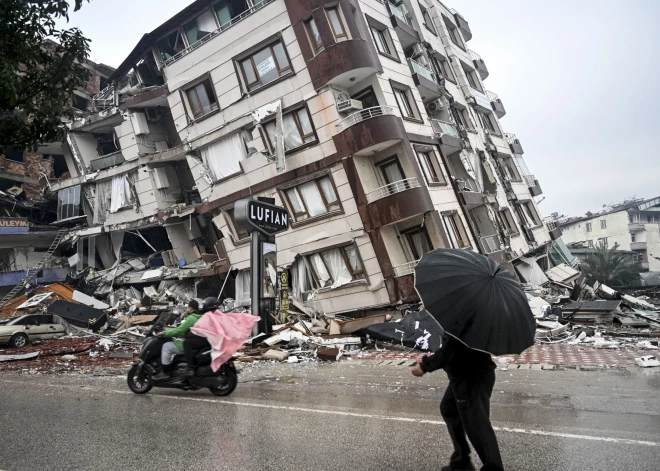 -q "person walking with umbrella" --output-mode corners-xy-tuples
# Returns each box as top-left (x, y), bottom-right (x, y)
(410, 248), (536, 471)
